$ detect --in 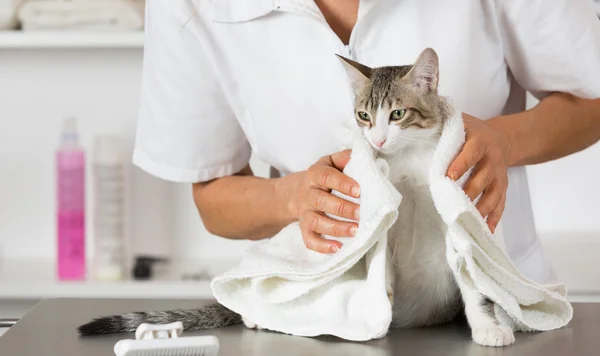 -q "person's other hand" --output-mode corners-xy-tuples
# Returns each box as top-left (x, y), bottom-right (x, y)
(446, 114), (510, 233)
(289, 149), (360, 254)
